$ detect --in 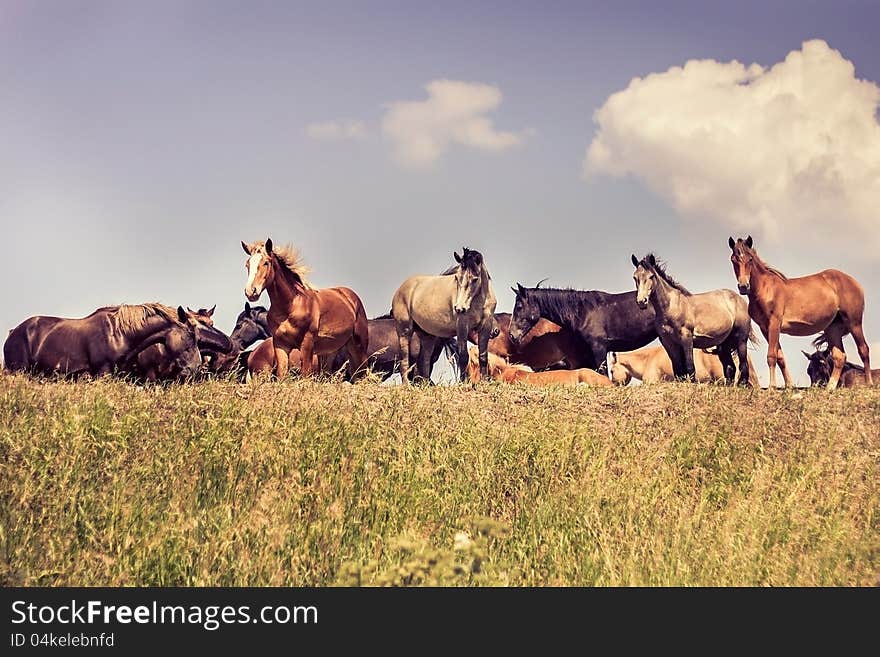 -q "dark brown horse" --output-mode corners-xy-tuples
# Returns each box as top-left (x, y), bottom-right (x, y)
(470, 313), (581, 371)
(3, 303), (226, 378)
(803, 339), (880, 388)
(208, 302), (271, 376)
(242, 238), (369, 379)
(136, 306), (228, 379)
(729, 236), (871, 389)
